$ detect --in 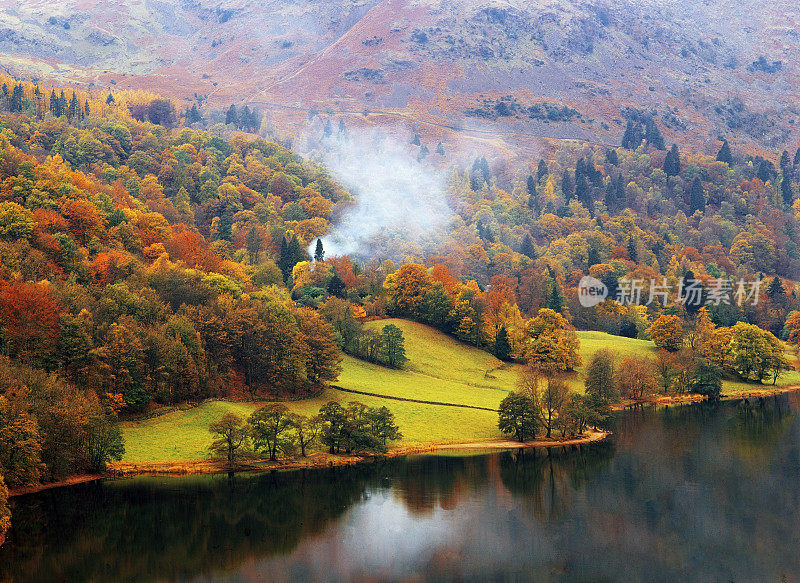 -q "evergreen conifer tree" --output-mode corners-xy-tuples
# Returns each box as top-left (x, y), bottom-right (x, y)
(716, 139), (733, 165)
